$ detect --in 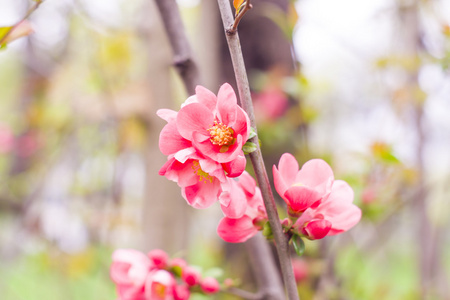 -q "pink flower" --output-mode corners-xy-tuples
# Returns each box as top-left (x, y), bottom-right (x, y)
(200, 277), (220, 294)
(173, 285), (190, 300)
(159, 157), (226, 209)
(145, 270), (176, 300)
(292, 180), (361, 240)
(148, 249), (169, 269)
(0, 125), (14, 154)
(182, 266), (202, 287)
(253, 88), (289, 121)
(110, 249), (153, 300)
(175, 84), (250, 164)
(273, 153), (334, 214)
(217, 172), (267, 243)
